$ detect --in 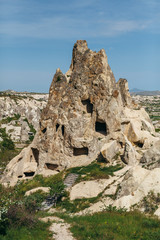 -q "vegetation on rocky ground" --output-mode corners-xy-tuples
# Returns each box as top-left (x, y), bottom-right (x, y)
(1, 163), (160, 239)
(60, 210), (160, 240)
(0, 114), (21, 124)
(66, 161), (123, 183)
(0, 172), (65, 239)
